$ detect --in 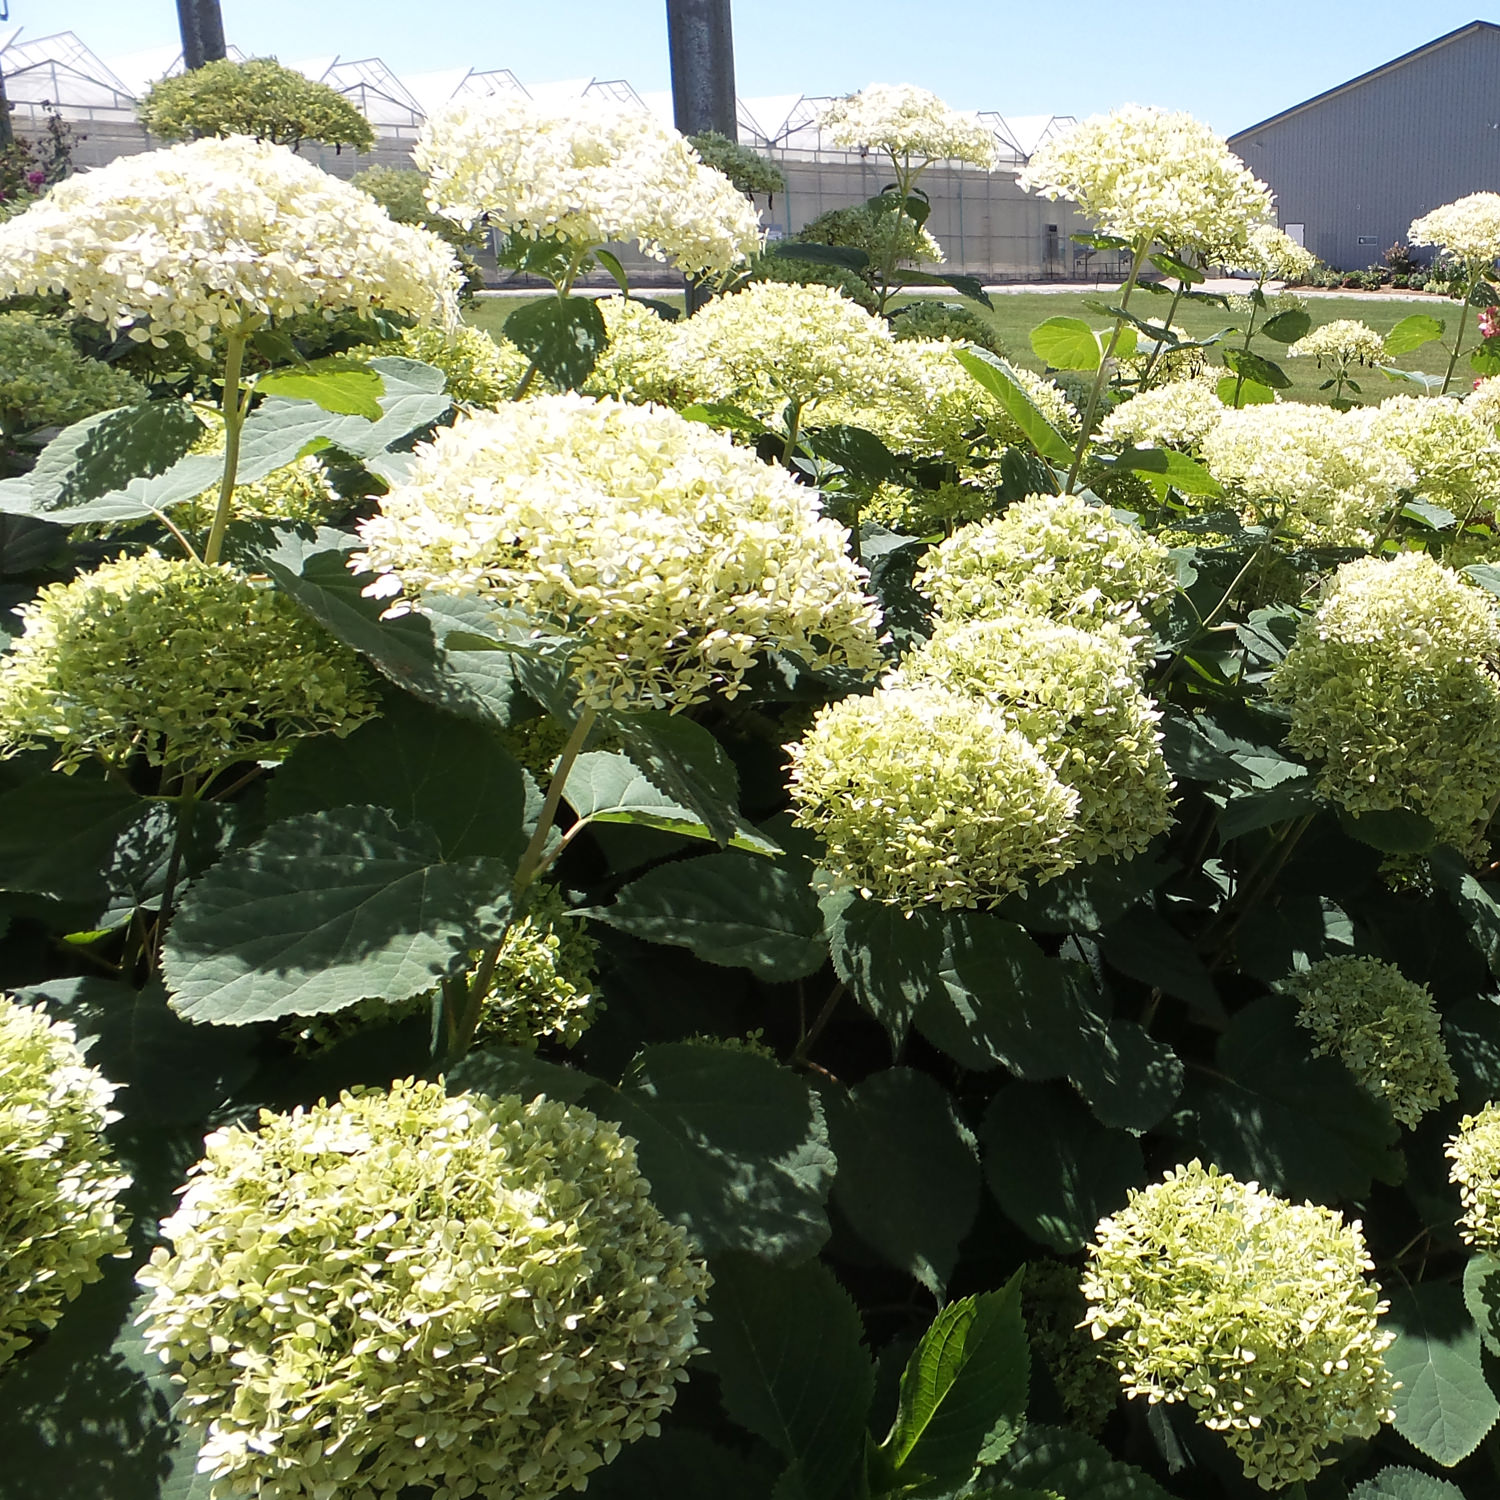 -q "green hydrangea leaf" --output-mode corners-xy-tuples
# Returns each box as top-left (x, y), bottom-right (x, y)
(1350, 1466), (1468, 1500)
(1171, 996), (1402, 1200)
(445, 1044), (595, 1105)
(1029, 317), (1103, 372)
(954, 350), (1074, 465)
(883, 1272), (1029, 1485)
(28, 399), (204, 509)
(0, 1265), (207, 1500)
(1385, 1282), (1499, 1466)
(505, 296), (607, 391)
(1381, 314), (1446, 357)
(162, 805), (511, 1025)
(704, 1253), (874, 1500)
(267, 692), (528, 864)
(1463, 1254), (1500, 1356)
(821, 891), (947, 1048)
(1100, 908), (1220, 1018)
(591, 846), (825, 982)
(22, 976), (257, 1125)
(255, 357), (384, 420)
(255, 527), (522, 727)
(606, 710), (777, 854)
(0, 768), (155, 905)
(563, 749), (778, 855)
(982, 1084), (1144, 1252)
(990, 1425), (1176, 1500)
(585, 1429), (780, 1500)
(586, 1043), (835, 1261)
(823, 1067), (981, 1296)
